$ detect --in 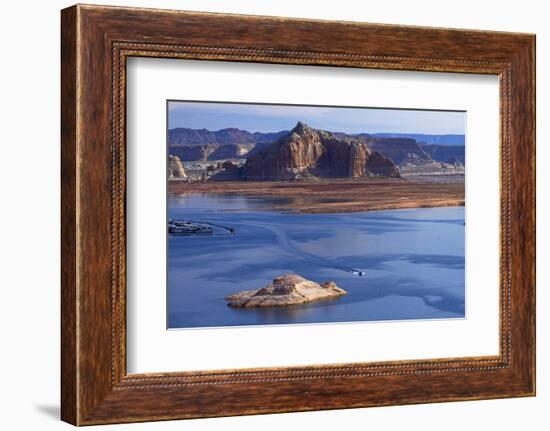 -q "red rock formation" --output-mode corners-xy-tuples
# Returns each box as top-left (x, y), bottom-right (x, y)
(243, 122), (400, 180)
(366, 151), (401, 177)
(348, 141), (368, 177)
